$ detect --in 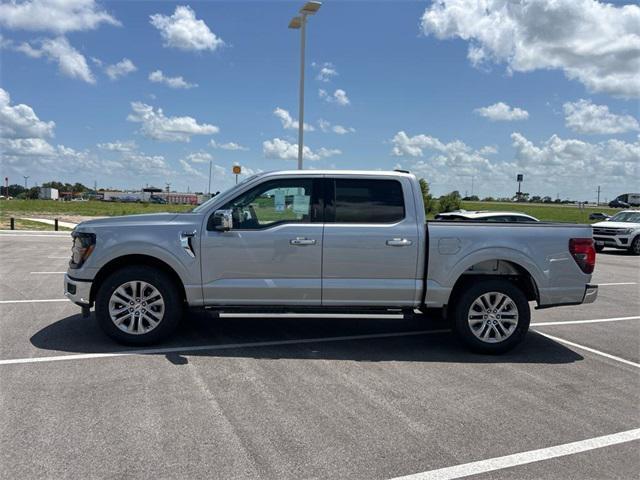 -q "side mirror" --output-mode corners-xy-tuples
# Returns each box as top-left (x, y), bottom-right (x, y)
(212, 209), (233, 231)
